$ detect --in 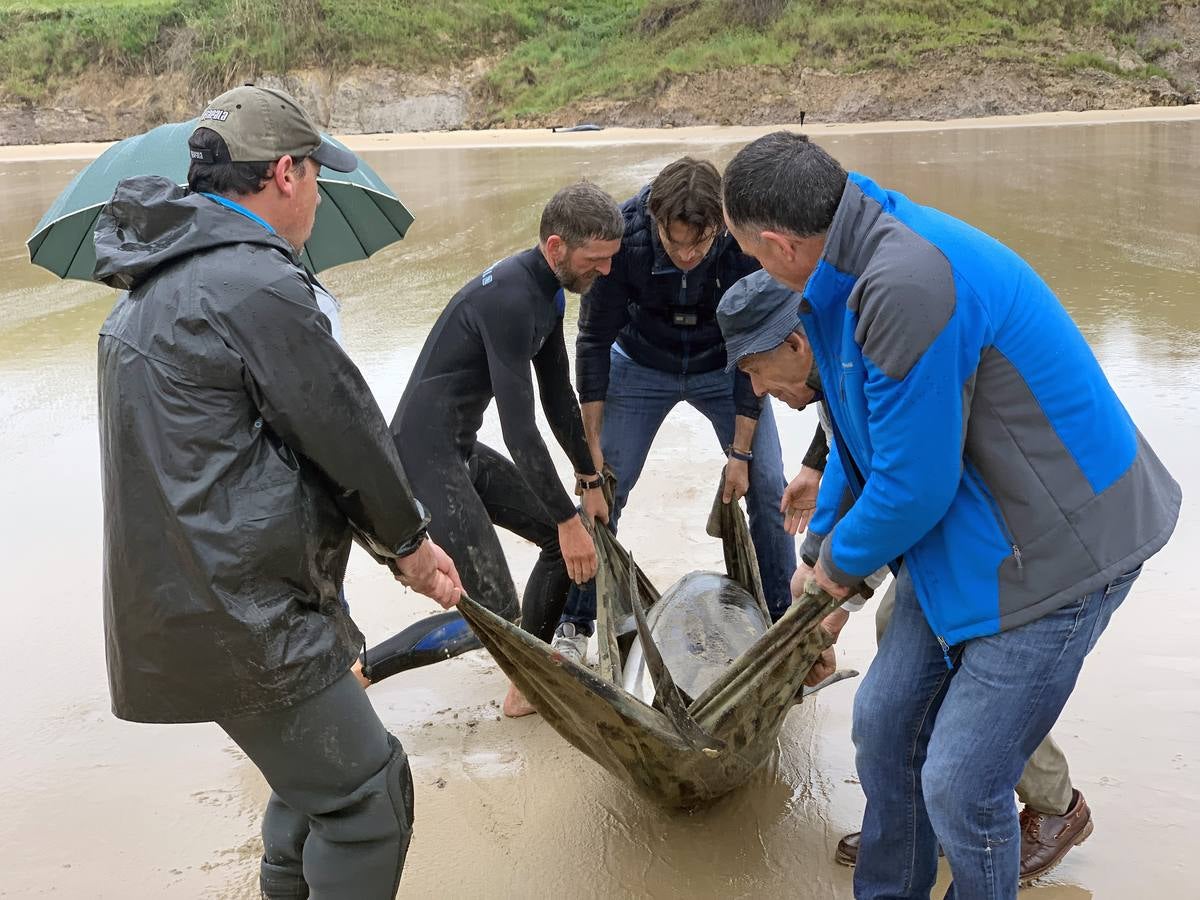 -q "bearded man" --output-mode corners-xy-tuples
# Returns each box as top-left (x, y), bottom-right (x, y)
(387, 182), (620, 716)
